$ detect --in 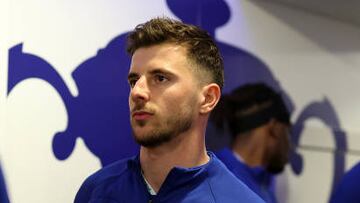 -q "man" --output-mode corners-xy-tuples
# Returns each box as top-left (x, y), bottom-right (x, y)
(74, 17), (264, 202)
(212, 83), (291, 203)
